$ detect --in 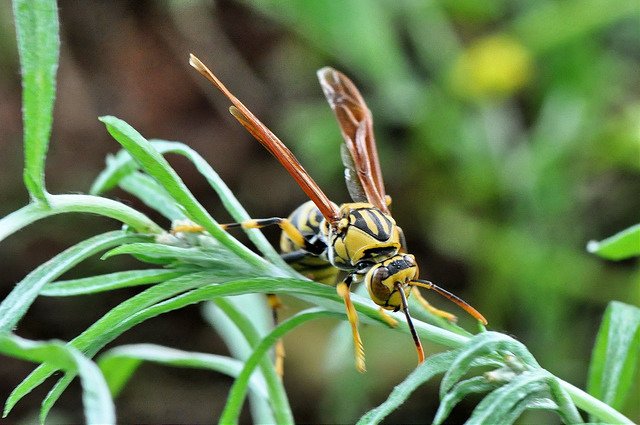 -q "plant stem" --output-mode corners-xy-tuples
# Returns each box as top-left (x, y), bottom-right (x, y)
(0, 194), (163, 242)
(559, 380), (634, 424)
